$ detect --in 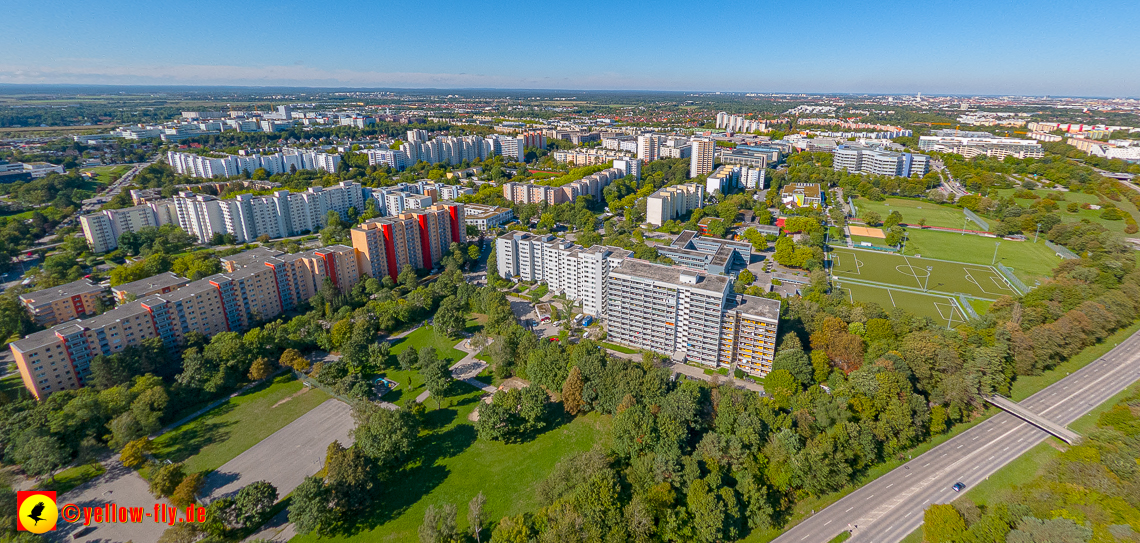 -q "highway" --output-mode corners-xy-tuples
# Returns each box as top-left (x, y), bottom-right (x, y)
(772, 328), (1140, 543)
